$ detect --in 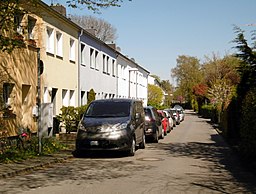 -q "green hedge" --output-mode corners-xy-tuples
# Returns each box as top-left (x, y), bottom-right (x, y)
(239, 87), (256, 160)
